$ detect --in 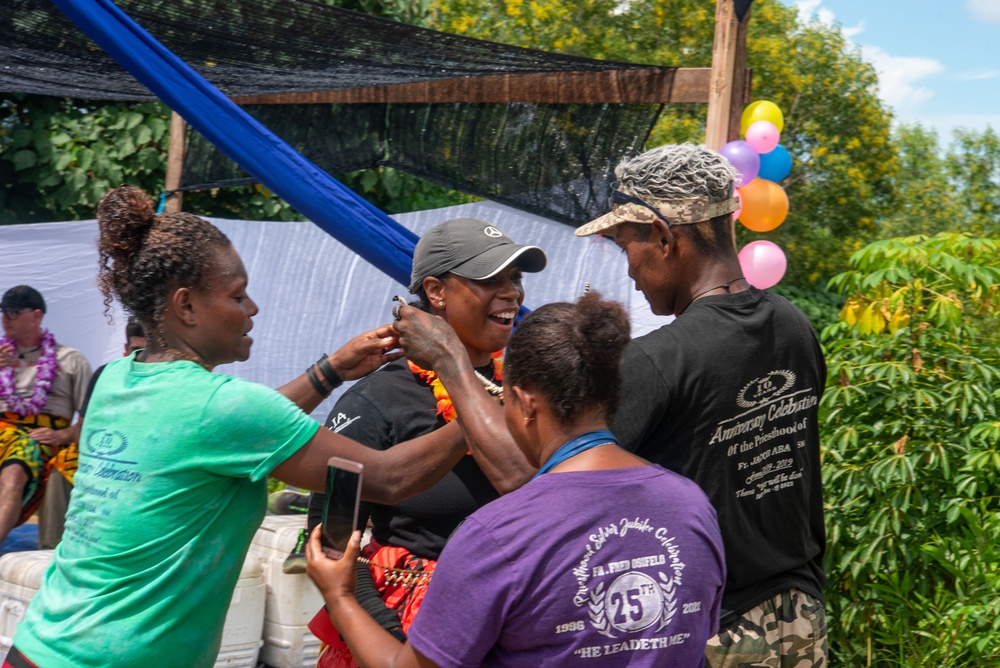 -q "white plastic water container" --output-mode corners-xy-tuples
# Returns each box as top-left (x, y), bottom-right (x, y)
(0, 550), (264, 668)
(247, 515), (323, 668)
(215, 555), (266, 667)
(0, 549), (55, 663)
